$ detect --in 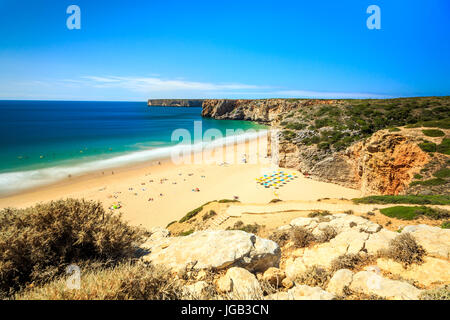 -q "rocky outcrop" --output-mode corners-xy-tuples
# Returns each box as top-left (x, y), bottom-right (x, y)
(217, 267), (262, 299)
(141, 230), (280, 272)
(202, 99), (436, 195)
(349, 270), (422, 300)
(401, 224), (450, 259)
(148, 99), (204, 107)
(202, 99), (321, 122)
